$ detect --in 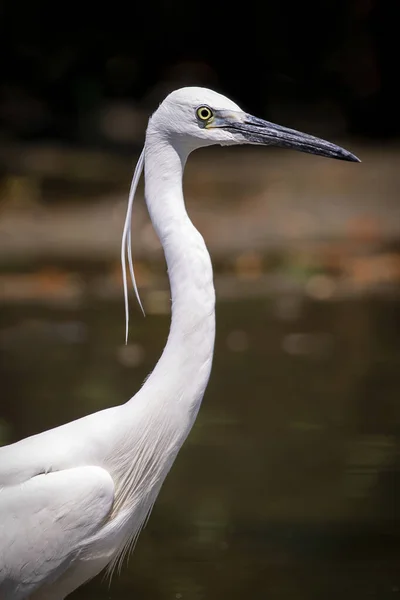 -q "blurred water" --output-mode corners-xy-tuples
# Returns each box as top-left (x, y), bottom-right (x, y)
(1, 291), (400, 599)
